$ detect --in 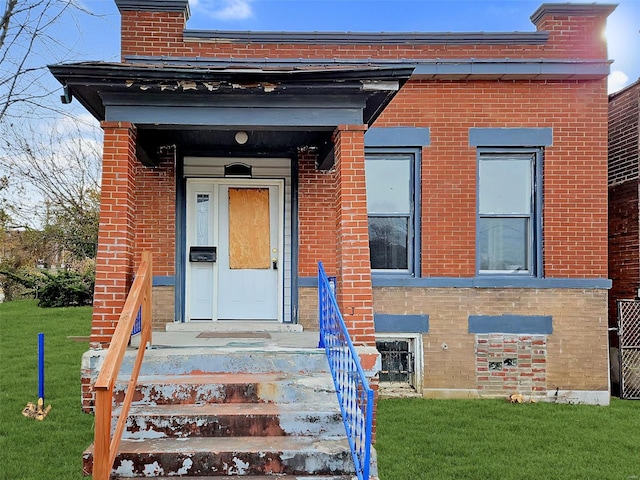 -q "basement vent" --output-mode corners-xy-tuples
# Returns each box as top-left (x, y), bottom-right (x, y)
(377, 340), (414, 383)
(375, 334), (422, 396)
